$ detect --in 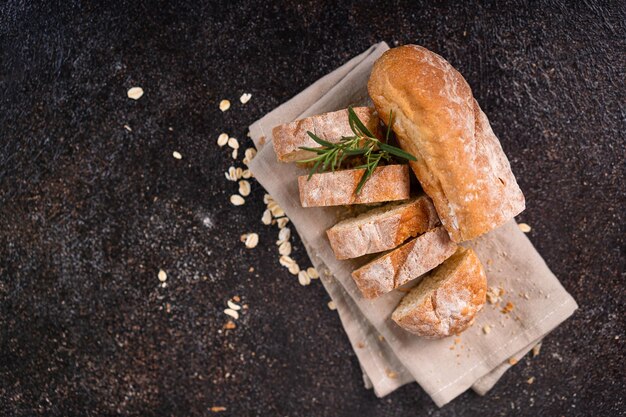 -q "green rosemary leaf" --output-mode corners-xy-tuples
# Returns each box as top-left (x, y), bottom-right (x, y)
(308, 158), (324, 180)
(378, 143), (417, 161)
(306, 131), (335, 147)
(348, 106), (375, 139)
